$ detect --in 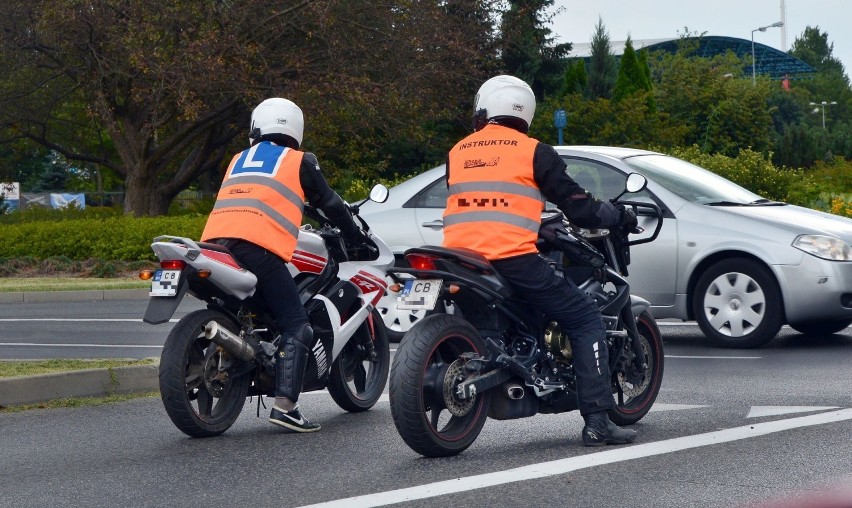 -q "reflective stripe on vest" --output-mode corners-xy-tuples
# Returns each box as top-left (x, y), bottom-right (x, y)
(443, 124), (543, 260)
(201, 142), (306, 261)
